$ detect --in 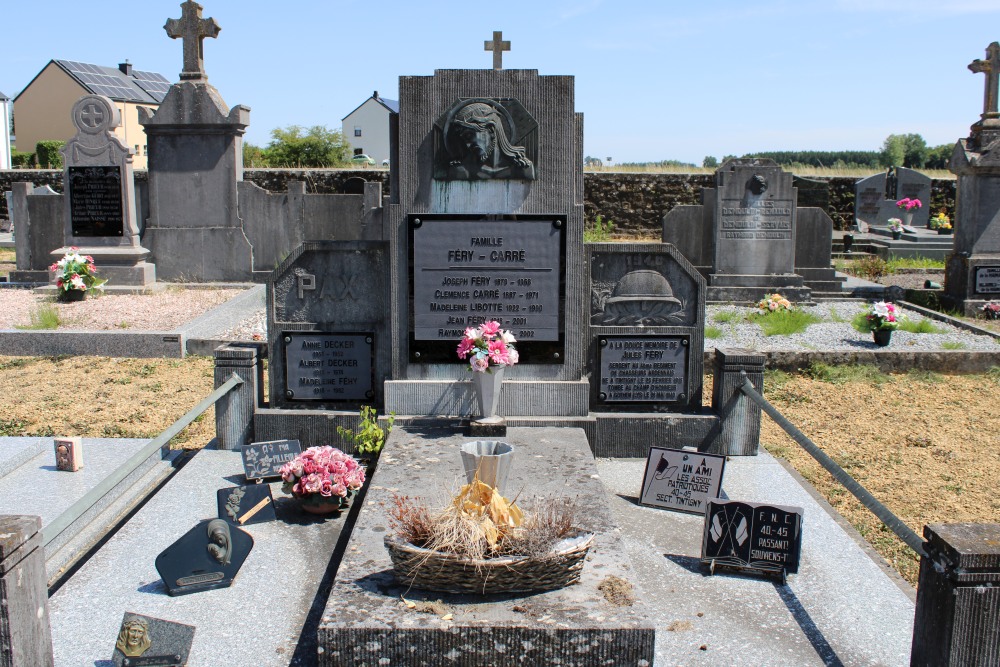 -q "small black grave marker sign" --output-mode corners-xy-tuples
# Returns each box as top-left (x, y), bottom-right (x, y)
(111, 611), (195, 667)
(240, 439), (301, 481)
(638, 447), (725, 514)
(154, 519), (254, 596)
(701, 500), (802, 581)
(216, 484), (276, 526)
(283, 333), (375, 401)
